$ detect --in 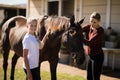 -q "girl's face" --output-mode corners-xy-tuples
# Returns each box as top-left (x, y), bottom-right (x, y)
(89, 17), (100, 29)
(27, 21), (37, 35)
